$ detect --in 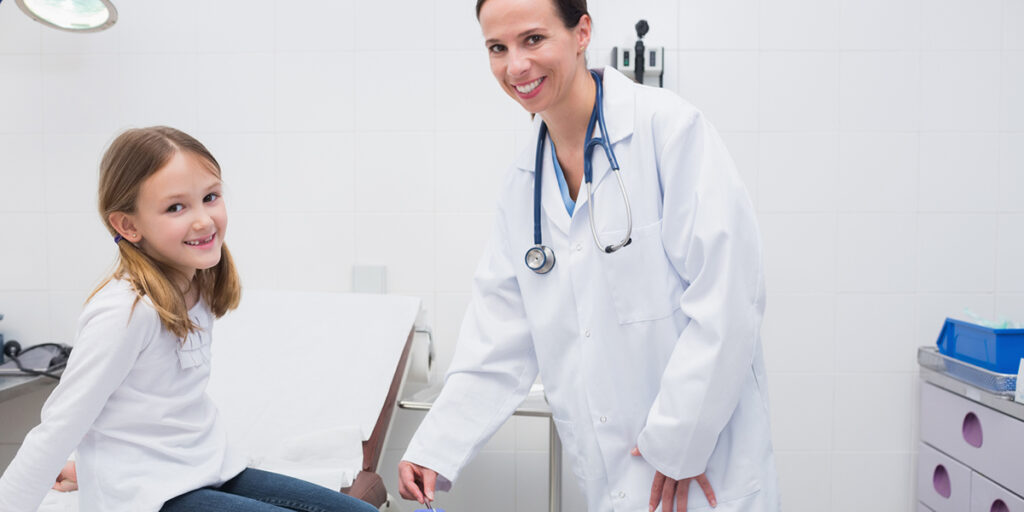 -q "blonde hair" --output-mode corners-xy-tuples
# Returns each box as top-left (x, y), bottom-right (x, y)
(92, 126), (241, 339)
